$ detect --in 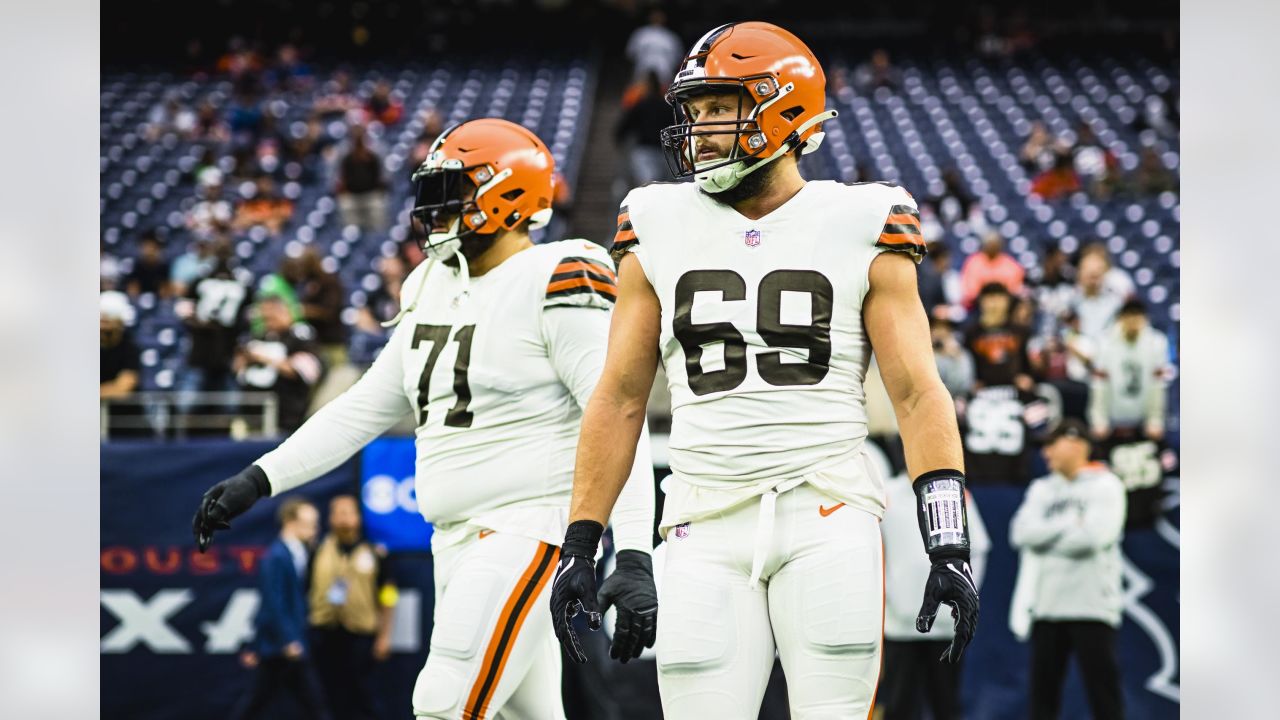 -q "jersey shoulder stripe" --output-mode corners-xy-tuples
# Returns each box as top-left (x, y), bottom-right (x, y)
(874, 190), (927, 262)
(610, 205), (638, 264)
(545, 255), (618, 307)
